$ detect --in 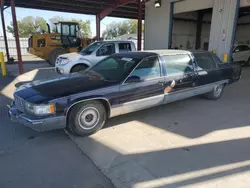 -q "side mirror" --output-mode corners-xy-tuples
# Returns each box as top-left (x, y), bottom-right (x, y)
(126, 76), (142, 84)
